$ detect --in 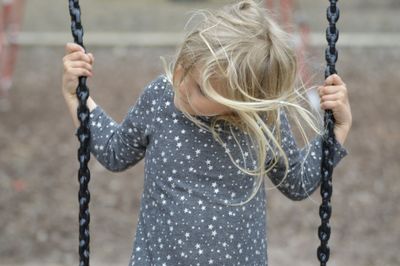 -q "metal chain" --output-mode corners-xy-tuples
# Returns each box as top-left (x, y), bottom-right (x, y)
(317, 1), (340, 265)
(68, 1), (91, 265)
